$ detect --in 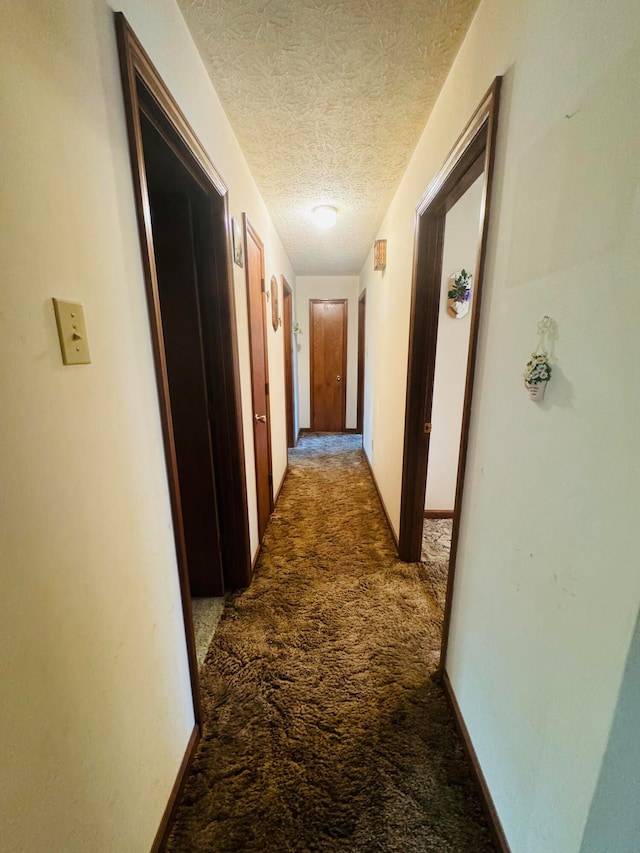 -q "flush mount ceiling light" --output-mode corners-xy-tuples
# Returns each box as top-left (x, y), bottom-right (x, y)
(312, 205), (337, 229)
